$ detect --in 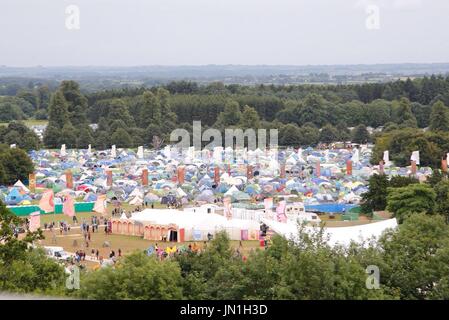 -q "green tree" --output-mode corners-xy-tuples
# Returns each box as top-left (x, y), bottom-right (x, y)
(0, 201), (64, 295)
(352, 124), (370, 144)
(361, 174), (389, 213)
(279, 124), (301, 146)
(0, 147), (34, 185)
(139, 91), (162, 128)
(47, 91), (70, 129)
(393, 97), (417, 127)
(111, 128), (132, 148)
(77, 251), (183, 299)
(60, 124), (78, 148)
(239, 105), (261, 129)
(386, 184), (436, 222)
(429, 101), (449, 132)
(76, 126), (95, 148)
(43, 125), (61, 149)
(319, 124), (338, 144)
(215, 100), (241, 127)
(379, 214), (449, 299)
